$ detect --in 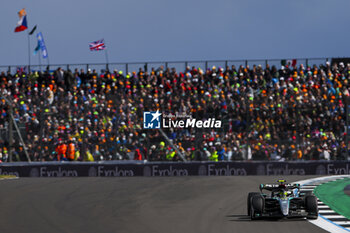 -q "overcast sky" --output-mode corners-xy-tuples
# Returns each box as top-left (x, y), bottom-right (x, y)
(1, 0), (350, 67)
